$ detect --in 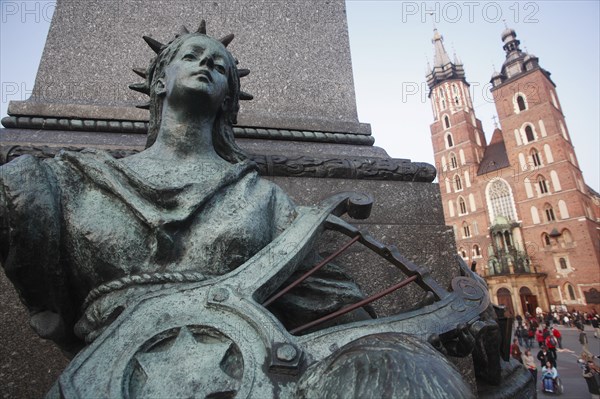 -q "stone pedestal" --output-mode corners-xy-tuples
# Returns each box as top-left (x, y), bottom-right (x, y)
(4, 0), (369, 136)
